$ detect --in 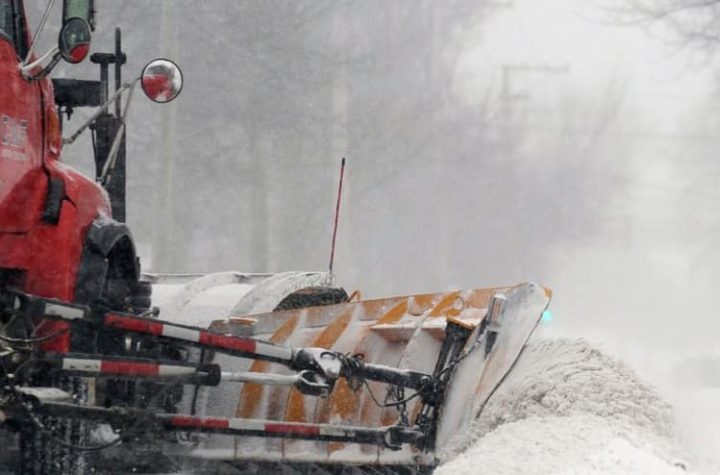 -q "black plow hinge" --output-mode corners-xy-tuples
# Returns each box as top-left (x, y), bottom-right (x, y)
(415, 319), (474, 452)
(431, 319), (474, 401)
